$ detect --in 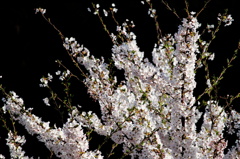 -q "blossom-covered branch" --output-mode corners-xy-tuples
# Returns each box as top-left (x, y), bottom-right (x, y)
(1, 1), (240, 159)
